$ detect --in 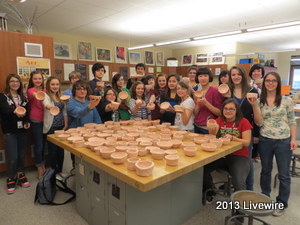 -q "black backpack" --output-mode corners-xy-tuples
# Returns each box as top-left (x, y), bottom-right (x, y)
(34, 169), (76, 205)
